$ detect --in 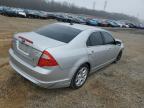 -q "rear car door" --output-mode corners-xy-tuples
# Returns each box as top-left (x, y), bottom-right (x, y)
(86, 32), (108, 70)
(101, 31), (118, 62)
